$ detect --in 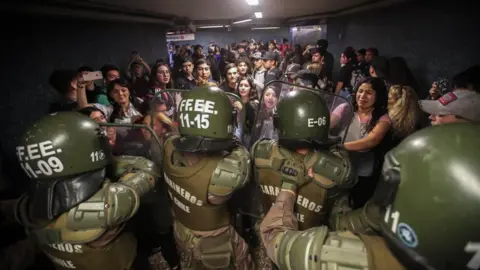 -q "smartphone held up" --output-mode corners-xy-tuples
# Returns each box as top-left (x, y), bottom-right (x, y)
(82, 71), (103, 81)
